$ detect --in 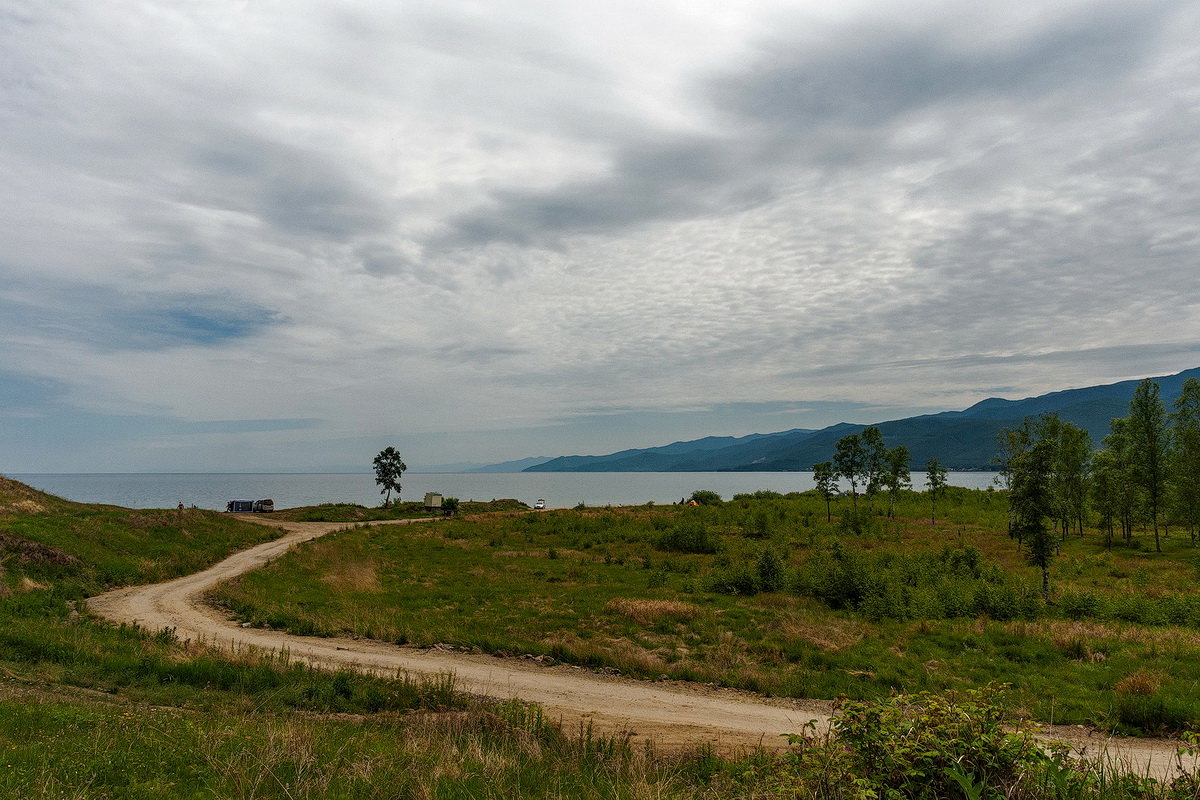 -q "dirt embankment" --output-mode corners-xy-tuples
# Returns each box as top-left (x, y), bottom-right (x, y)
(87, 515), (1198, 778)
